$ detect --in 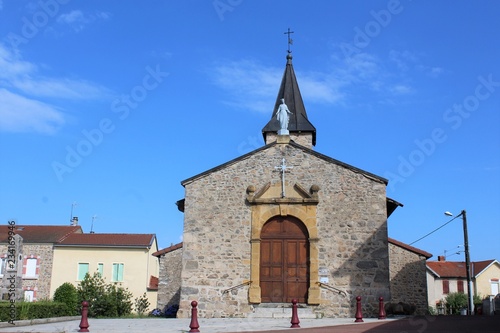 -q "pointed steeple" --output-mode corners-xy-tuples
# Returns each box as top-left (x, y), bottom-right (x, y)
(262, 53), (316, 146)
